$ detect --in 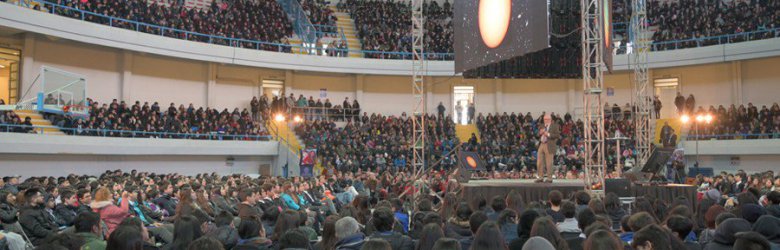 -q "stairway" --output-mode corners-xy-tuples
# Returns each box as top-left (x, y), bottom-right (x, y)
(654, 118), (683, 146)
(12, 110), (65, 135)
(288, 37), (304, 54)
(455, 124), (479, 143)
(330, 6), (364, 58)
(270, 121), (304, 155)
